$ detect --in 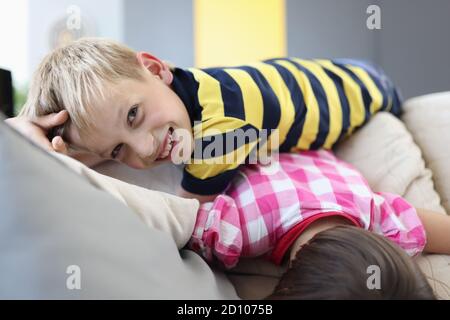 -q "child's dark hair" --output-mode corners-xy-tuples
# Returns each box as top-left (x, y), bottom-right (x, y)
(267, 225), (435, 300)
